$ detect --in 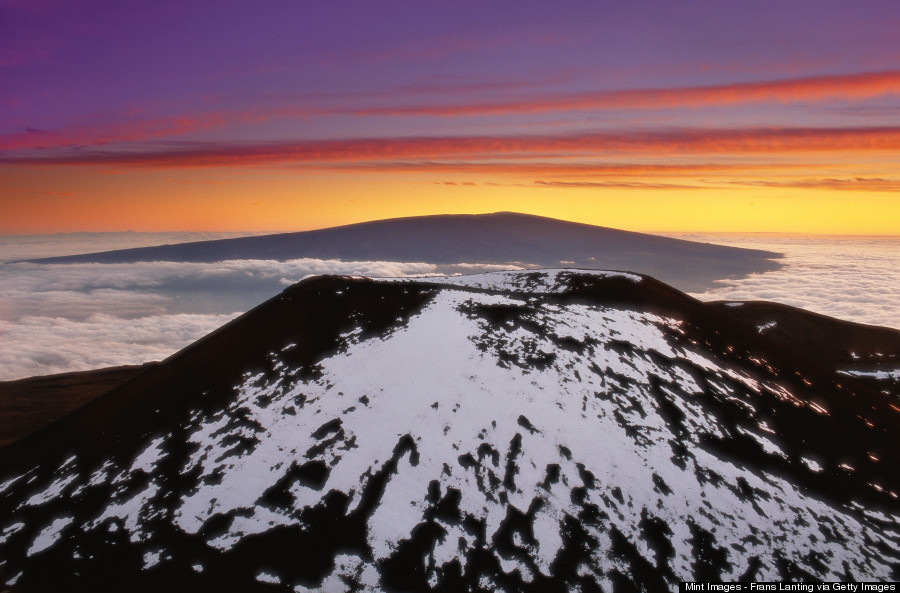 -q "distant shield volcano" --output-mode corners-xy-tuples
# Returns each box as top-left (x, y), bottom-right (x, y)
(31, 212), (781, 292)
